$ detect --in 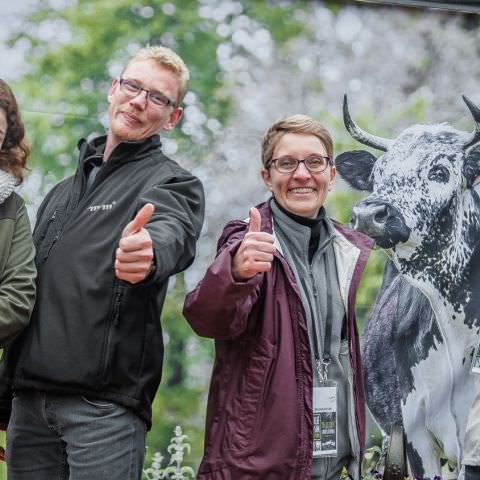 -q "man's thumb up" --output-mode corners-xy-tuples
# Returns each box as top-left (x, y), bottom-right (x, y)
(248, 207), (261, 233)
(122, 203), (155, 238)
